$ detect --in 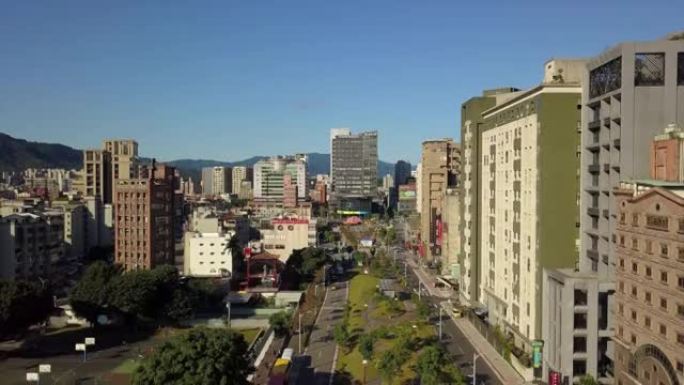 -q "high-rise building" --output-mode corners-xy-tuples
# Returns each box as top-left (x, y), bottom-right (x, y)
(382, 174), (394, 192)
(459, 87), (520, 305)
(114, 164), (178, 271)
(232, 166), (253, 197)
(330, 129), (378, 213)
(394, 160), (412, 188)
(543, 34), (684, 383)
(419, 139), (460, 263)
(201, 166), (232, 197)
(82, 149), (112, 203)
(478, 59), (584, 366)
(253, 156), (307, 205)
(103, 139), (139, 190)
